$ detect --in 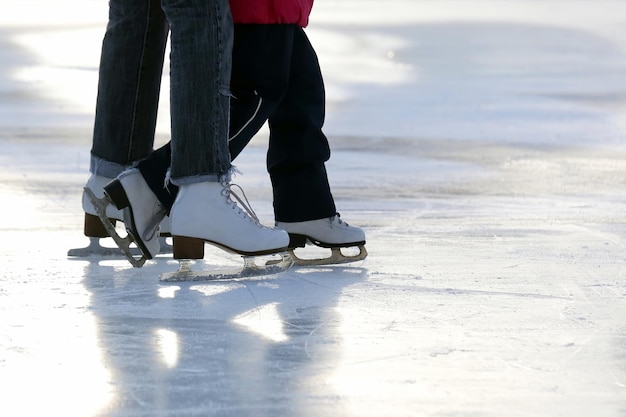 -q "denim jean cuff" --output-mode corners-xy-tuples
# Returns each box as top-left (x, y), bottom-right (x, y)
(170, 173), (225, 186)
(90, 155), (129, 178)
